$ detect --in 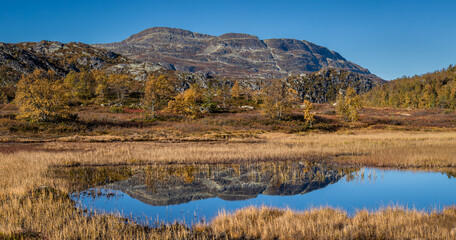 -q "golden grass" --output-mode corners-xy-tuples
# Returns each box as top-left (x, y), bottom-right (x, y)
(2, 131), (456, 196)
(211, 206), (456, 239)
(1, 130), (456, 239)
(0, 190), (192, 239)
(1, 193), (455, 239)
